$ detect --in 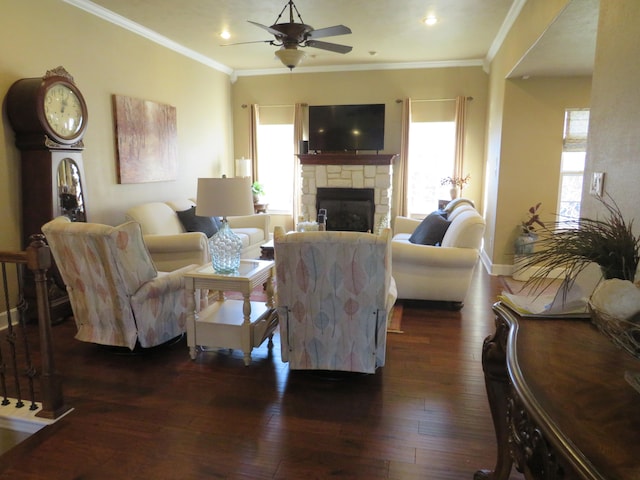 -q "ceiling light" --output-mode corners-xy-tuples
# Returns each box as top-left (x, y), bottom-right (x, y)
(275, 47), (306, 70)
(220, 30), (231, 40)
(424, 15), (438, 26)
